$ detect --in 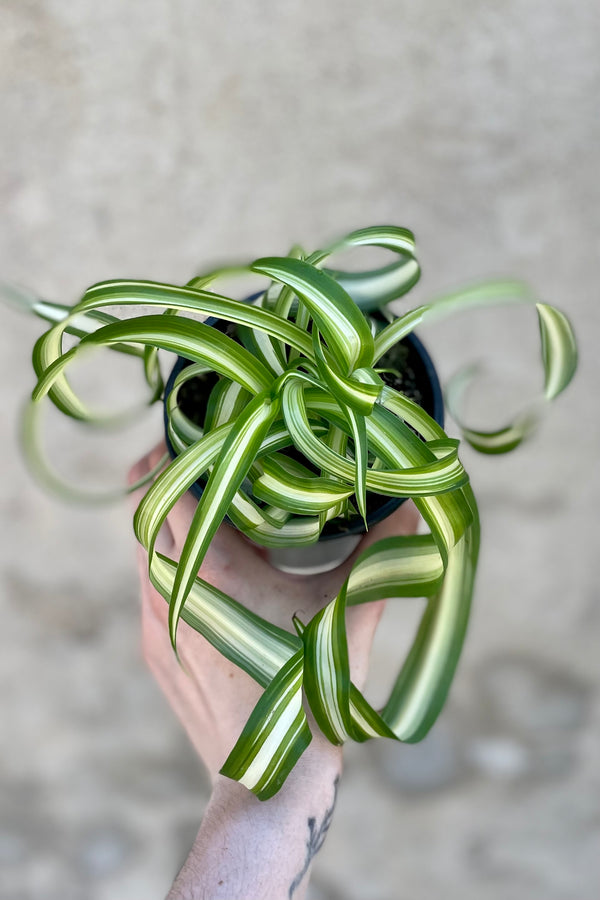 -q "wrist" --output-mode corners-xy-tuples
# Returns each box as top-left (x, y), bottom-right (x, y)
(213, 732), (342, 813)
(168, 740), (342, 900)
